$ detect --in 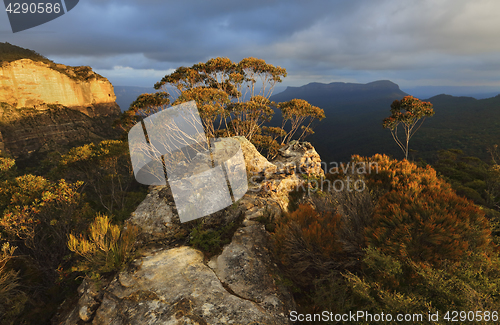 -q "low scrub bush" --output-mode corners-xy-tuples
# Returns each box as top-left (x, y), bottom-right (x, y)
(366, 188), (494, 269)
(310, 247), (500, 324)
(0, 243), (27, 324)
(272, 204), (346, 287)
(68, 214), (138, 277)
(189, 217), (242, 257)
(273, 154), (500, 321)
